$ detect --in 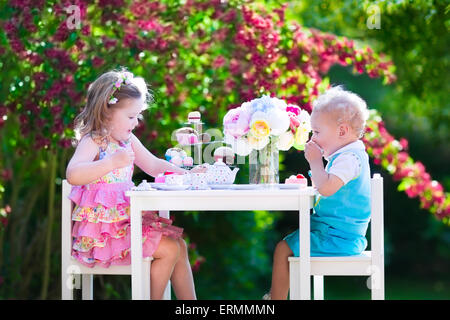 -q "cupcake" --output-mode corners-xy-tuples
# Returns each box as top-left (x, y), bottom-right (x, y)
(165, 148), (187, 167)
(183, 156), (194, 167)
(170, 155), (183, 167)
(285, 174), (307, 187)
(188, 111), (201, 123)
